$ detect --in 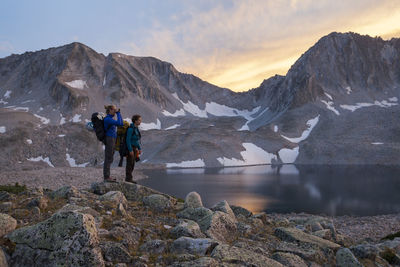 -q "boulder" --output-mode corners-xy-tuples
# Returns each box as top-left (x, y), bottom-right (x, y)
(91, 182), (175, 204)
(171, 237), (218, 255)
(170, 220), (205, 239)
(376, 237), (400, 254)
(139, 239), (167, 254)
(274, 227), (340, 250)
(275, 241), (327, 263)
(210, 200), (236, 221)
(307, 221), (324, 232)
(313, 229), (333, 241)
(143, 194), (172, 212)
(0, 213), (17, 237)
(184, 192), (203, 209)
(231, 205), (253, 218)
(51, 185), (81, 199)
(176, 207), (213, 222)
(8, 211), (104, 267)
(108, 225), (141, 251)
(99, 191), (128, 208)
(211, 244), (284, 266)
(197, 211), (238, 243)
(336, 248), (363, 267)
(271, 252), (308, 267)
(350, 244), (379, 260)
(100, 241), (132, 263)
